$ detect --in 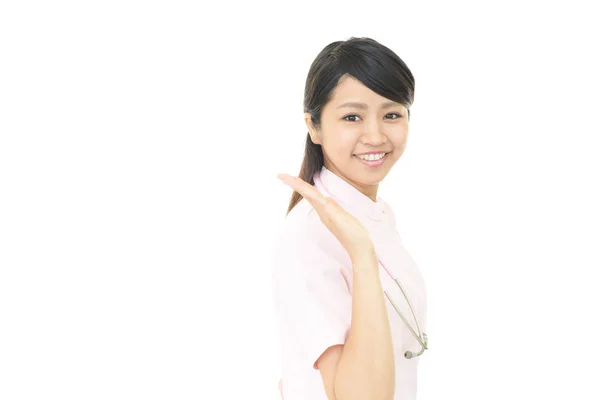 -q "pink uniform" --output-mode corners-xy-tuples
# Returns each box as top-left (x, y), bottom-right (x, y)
(271, 166), (428, 400)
